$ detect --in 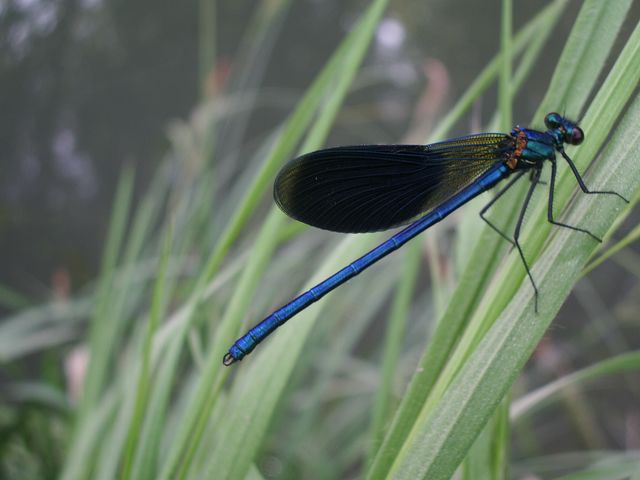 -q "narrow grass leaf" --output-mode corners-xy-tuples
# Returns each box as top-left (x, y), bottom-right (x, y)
(81, 166), (135, 414)
(511, 351), (640, 421)
(555, 458), (640, 480)
(582, 223), (640, 276)
(367, 243), (421, 467)
(498, 0), (512, 131)
(159, 2), (390, 478)
(121, 224), (174, 480)
(368, 2), (569, 477)
(386, 87), (640, 480)
(538, 0), (632, 115)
